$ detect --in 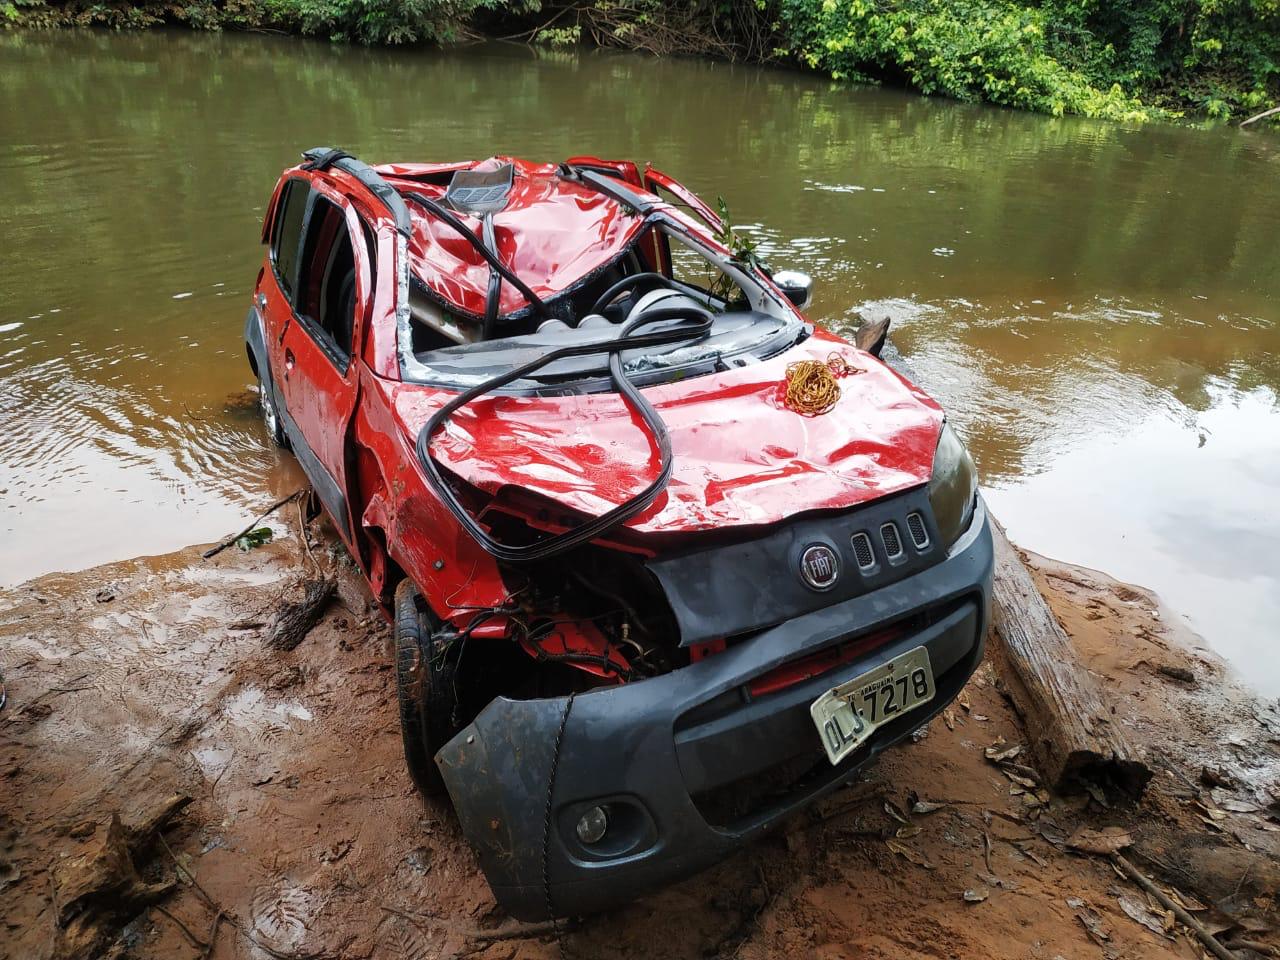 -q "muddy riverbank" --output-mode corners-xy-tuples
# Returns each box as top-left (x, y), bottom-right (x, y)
(2, 517), (1278, 959)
